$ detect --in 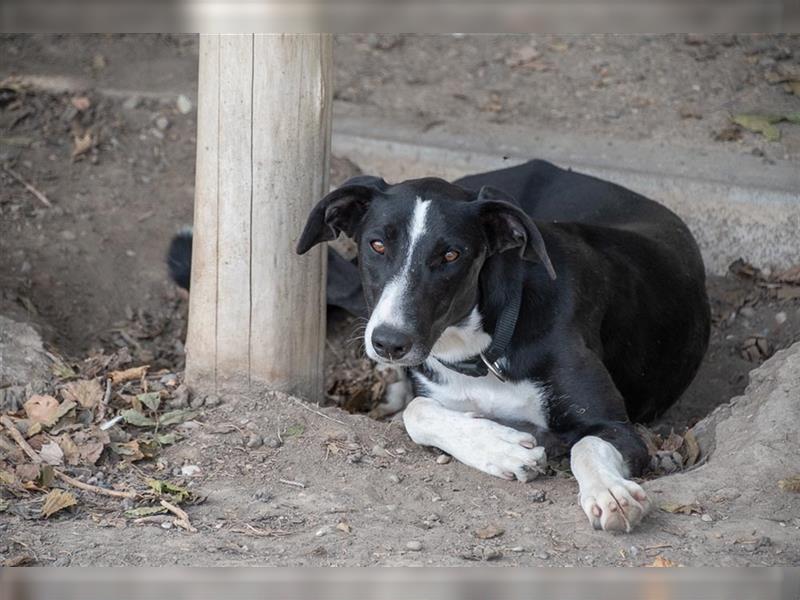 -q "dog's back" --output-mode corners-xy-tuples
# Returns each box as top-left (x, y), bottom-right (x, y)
(458, 160), (710, 420)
